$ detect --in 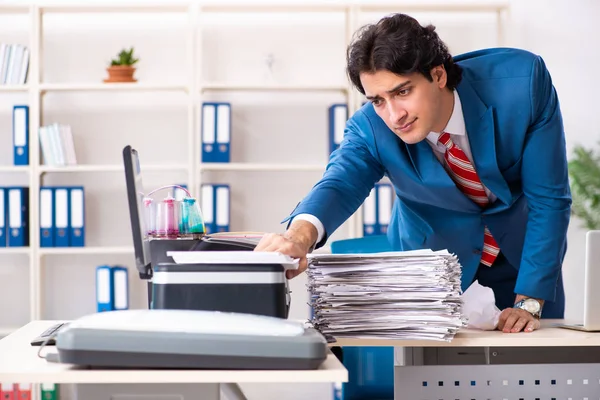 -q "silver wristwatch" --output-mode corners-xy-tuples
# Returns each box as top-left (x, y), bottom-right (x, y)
(513, 298), (542, 319)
